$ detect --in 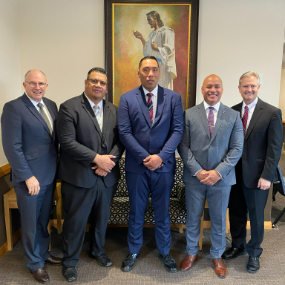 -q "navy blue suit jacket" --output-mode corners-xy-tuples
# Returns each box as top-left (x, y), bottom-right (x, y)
(1, 94), (58, 186)
(118, 85), (183, 174)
